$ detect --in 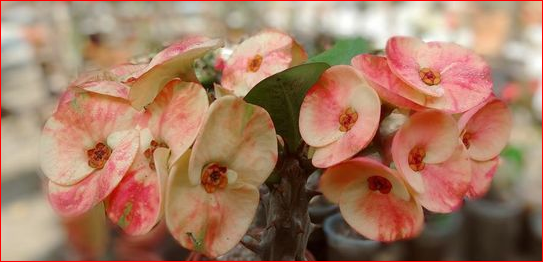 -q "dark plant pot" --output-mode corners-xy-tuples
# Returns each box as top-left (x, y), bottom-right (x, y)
(464, 198), (523, 260)
(407, 212), (463, 260)
(186, 248), (315, 261)
(307, 196), (339, 260)
(323, 213), (380, 260)
(529, 209), (542, 260)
